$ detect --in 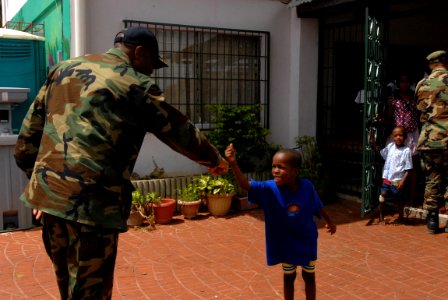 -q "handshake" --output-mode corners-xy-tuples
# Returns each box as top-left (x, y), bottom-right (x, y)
(208, 143), (237, 176)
